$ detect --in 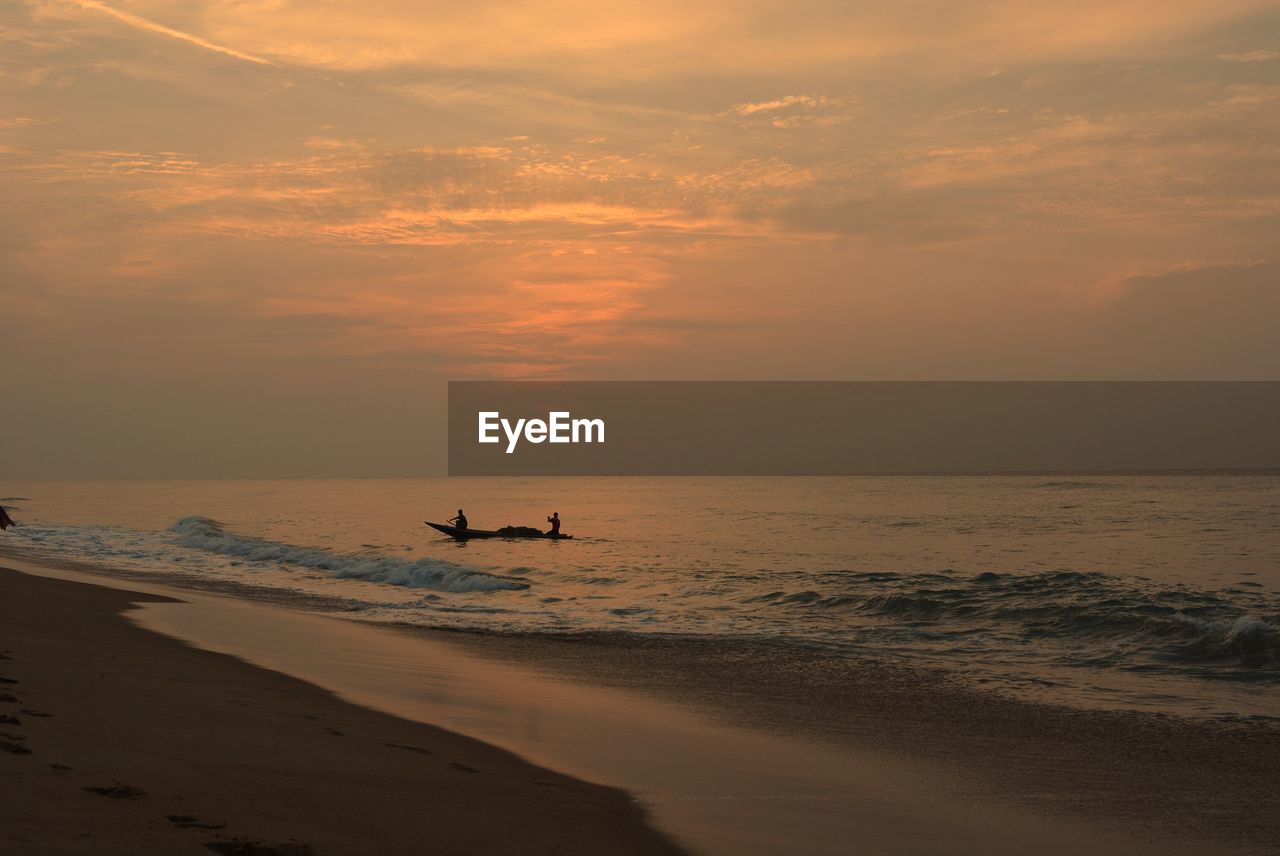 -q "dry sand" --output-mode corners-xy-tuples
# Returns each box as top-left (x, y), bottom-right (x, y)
(0, 568), (684, 855)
